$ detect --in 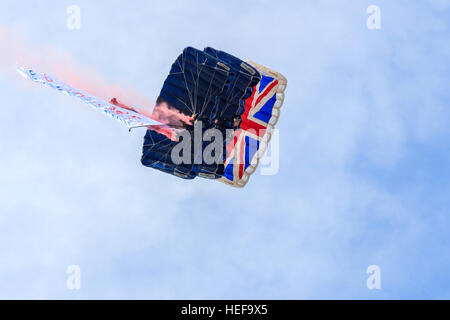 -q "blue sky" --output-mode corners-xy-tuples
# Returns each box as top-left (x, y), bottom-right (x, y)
(0, 0), (449, 299)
